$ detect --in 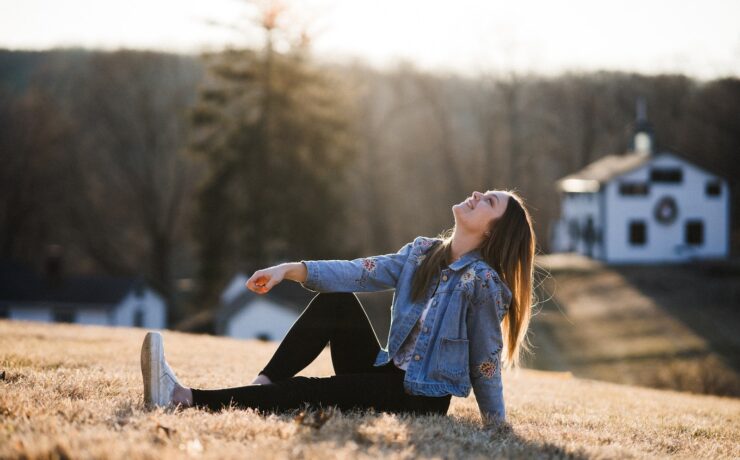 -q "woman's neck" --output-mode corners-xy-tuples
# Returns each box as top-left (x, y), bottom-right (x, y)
(449, 228), (482, 263)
